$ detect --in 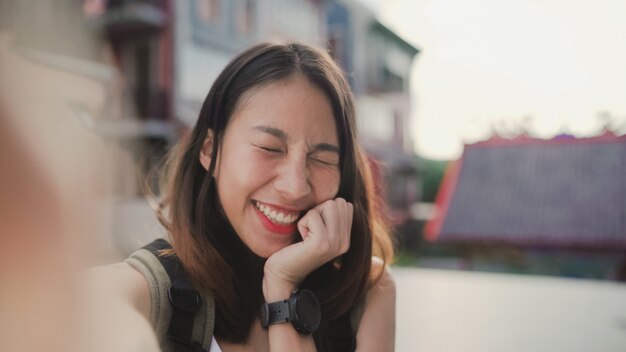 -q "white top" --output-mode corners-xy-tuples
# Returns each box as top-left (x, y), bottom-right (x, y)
(210, 336), (223, 352)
